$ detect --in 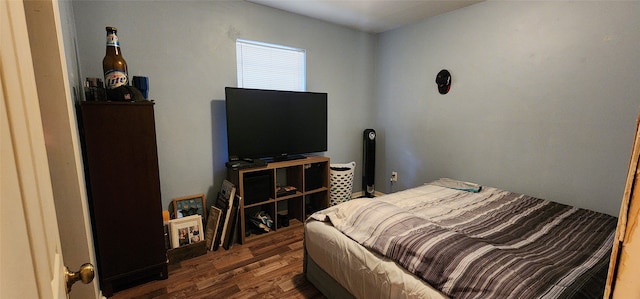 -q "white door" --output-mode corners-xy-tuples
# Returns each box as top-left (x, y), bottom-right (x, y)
(1, 0), (96, 298)
(21, 0), (100, 297)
